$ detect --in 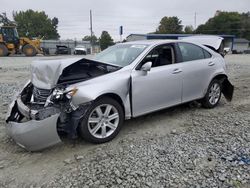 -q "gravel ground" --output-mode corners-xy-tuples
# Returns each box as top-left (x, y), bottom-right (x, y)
(0, 55), (249, 188)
